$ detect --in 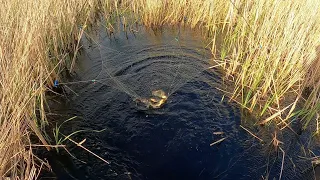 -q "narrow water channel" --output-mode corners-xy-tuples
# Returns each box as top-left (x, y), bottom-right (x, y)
(43, 25), (320, 180)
